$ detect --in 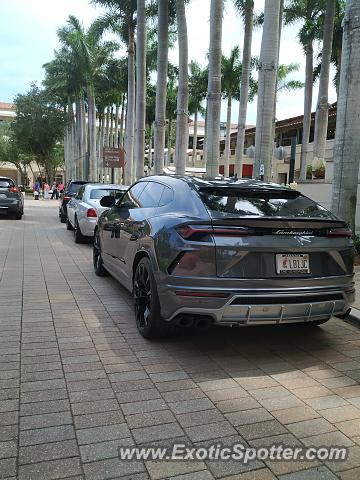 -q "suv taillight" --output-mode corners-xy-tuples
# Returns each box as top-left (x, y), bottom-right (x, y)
(176, 224), (254, 241)
(8, 186), (18, 193)
(327, 228), (352, 238)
